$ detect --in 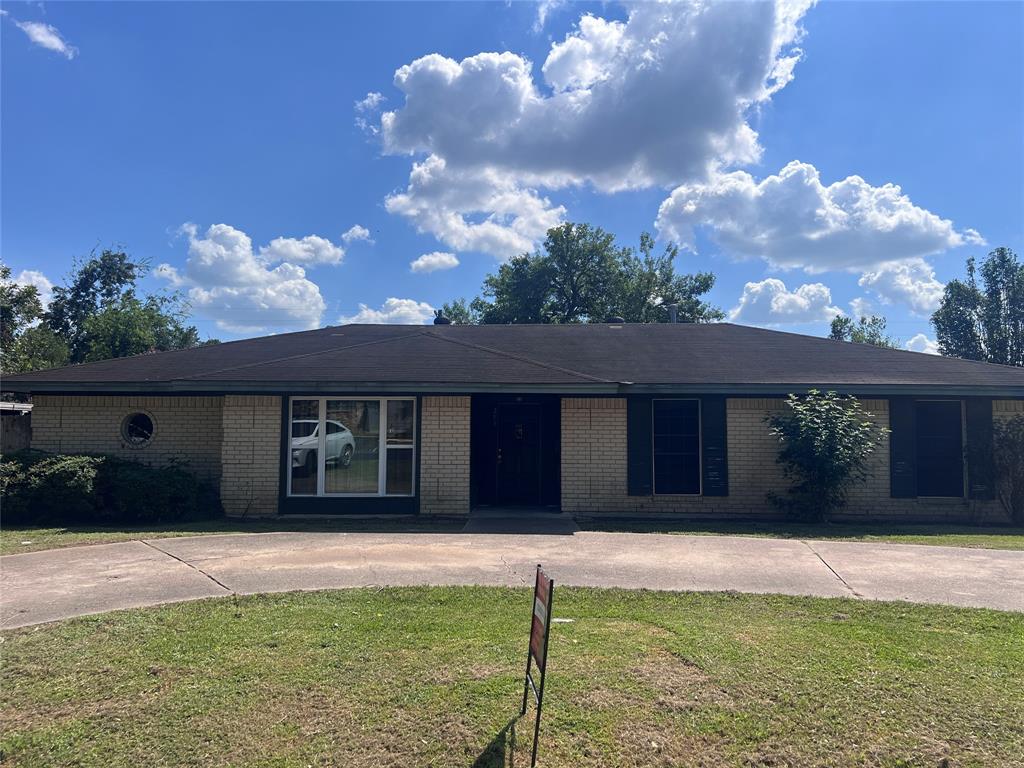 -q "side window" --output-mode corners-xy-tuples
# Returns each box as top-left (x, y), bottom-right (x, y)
(652, 399), (701, 494)
(915, 400), (964, 497)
